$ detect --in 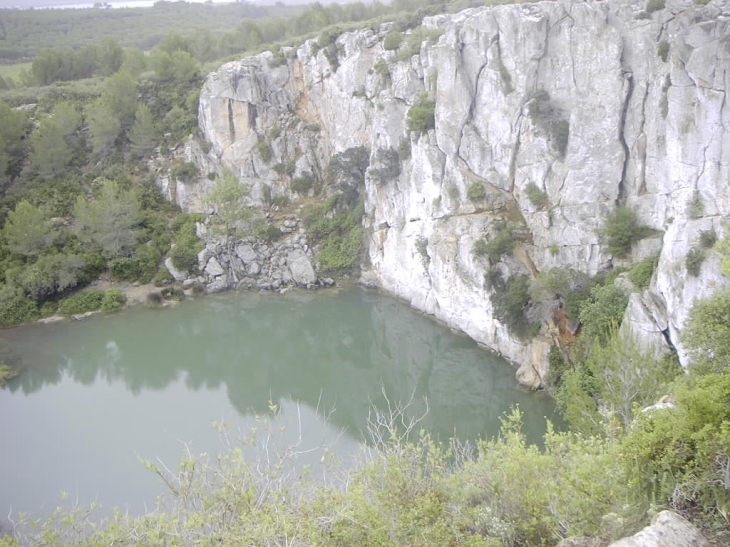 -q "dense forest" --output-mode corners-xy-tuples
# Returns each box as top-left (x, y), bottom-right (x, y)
(0, 0), (729, 545)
